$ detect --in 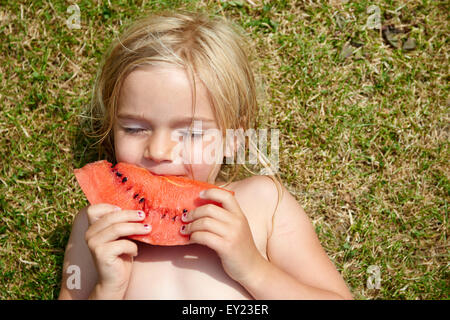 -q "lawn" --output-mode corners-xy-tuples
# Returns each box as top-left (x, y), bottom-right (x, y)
(0, 0), (448, 299)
